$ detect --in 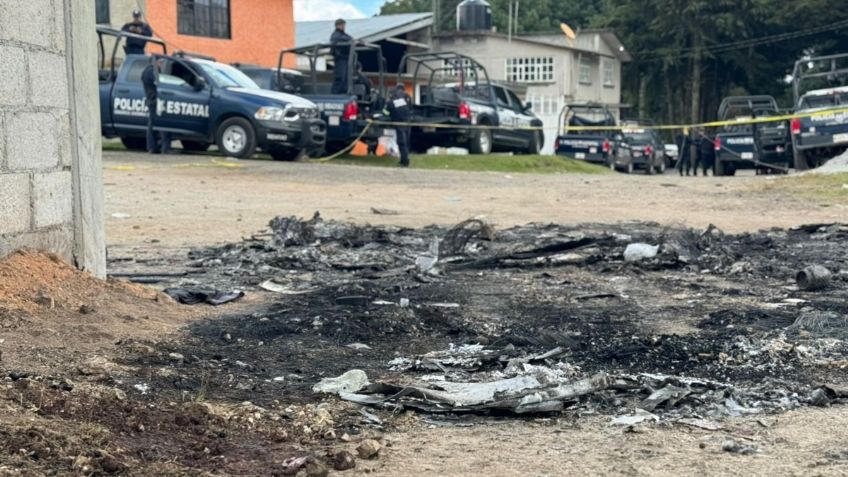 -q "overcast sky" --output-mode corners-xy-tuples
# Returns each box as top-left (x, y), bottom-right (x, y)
(293, 0), (384, 21)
